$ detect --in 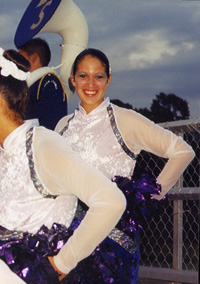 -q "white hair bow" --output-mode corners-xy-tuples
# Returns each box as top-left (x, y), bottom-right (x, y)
(0, 47), (30, 81)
